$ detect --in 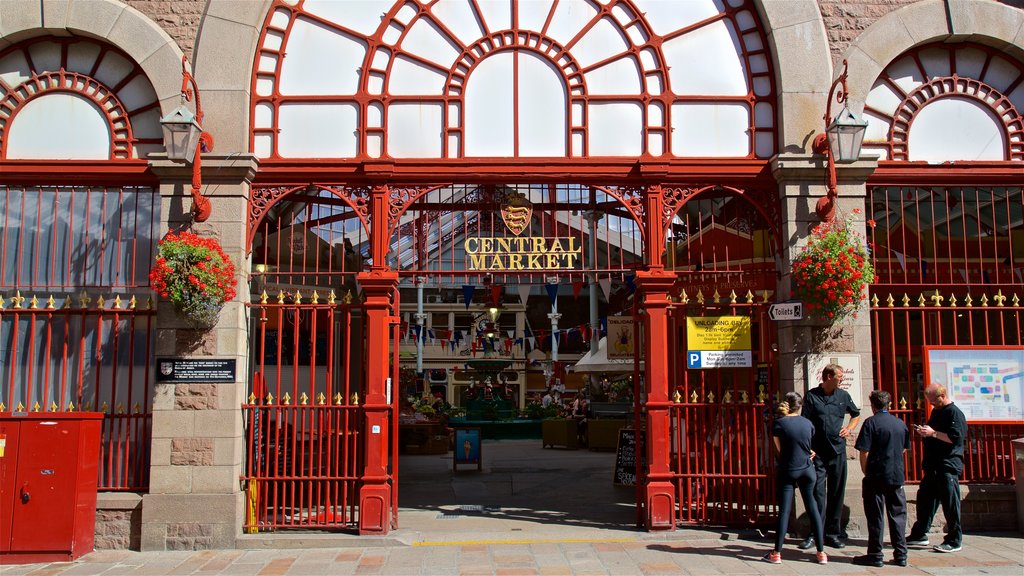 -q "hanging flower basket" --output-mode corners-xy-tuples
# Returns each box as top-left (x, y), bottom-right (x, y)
(149, 231), (237, 328)
(791, 212), (875, 321)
